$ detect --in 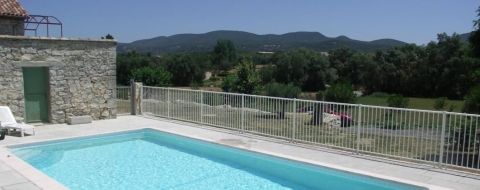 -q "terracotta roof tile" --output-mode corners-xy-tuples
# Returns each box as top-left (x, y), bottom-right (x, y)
(0, 0), (28, 18)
